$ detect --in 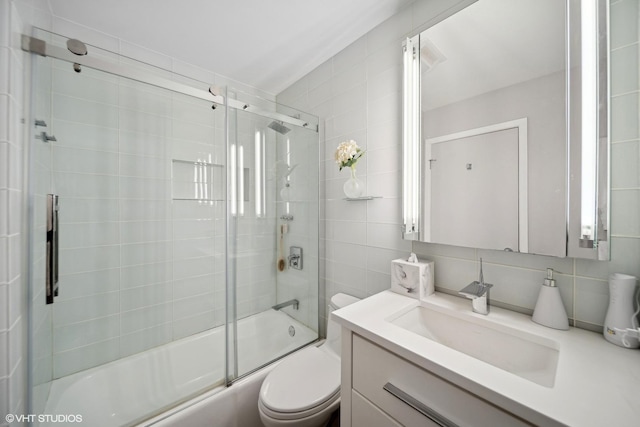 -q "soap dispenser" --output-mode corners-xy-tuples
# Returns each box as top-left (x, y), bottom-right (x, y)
(532, 268), (569, 330)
